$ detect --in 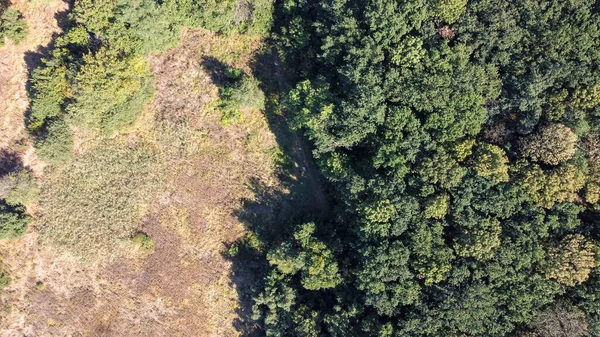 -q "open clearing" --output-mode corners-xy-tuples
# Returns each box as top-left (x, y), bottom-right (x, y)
(0, 6), (286, 336)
